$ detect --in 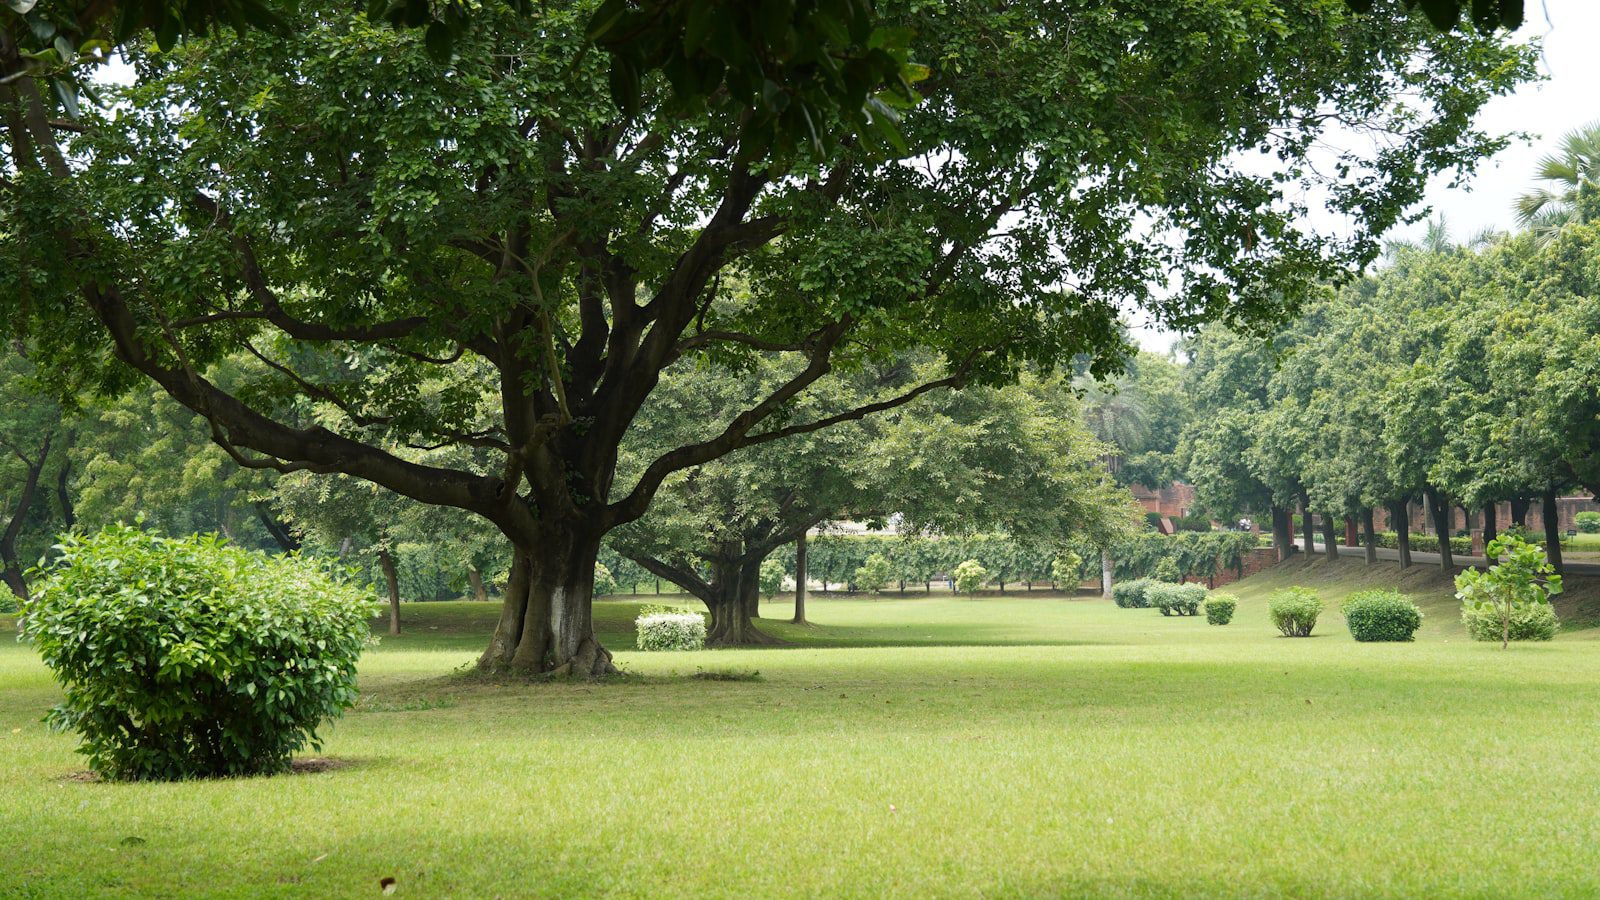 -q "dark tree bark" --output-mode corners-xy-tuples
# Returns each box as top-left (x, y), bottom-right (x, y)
(1510, 497), (1529, 527)
(1482, 501), (1497, 555)
(1320, 513), (1339, 561)
(1362, 508), (1378, 566)
(467, 565), (488, 601)
(1393, 500), (1413, 570)
(479, 534), (615, 677)
(55, 455), (75, 530)
(377, 545), (402, 636)
(1427, 488), (1455, 572)
(621, 526), (806, 648)
(1543, 488), (1565, 576)
(252, 501), (300, 553)
(1, 433), (51, 601)
(1299, 493), (1316, 558)
(791, 532), (808, 624)
(1272, 505), (1294, 562)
